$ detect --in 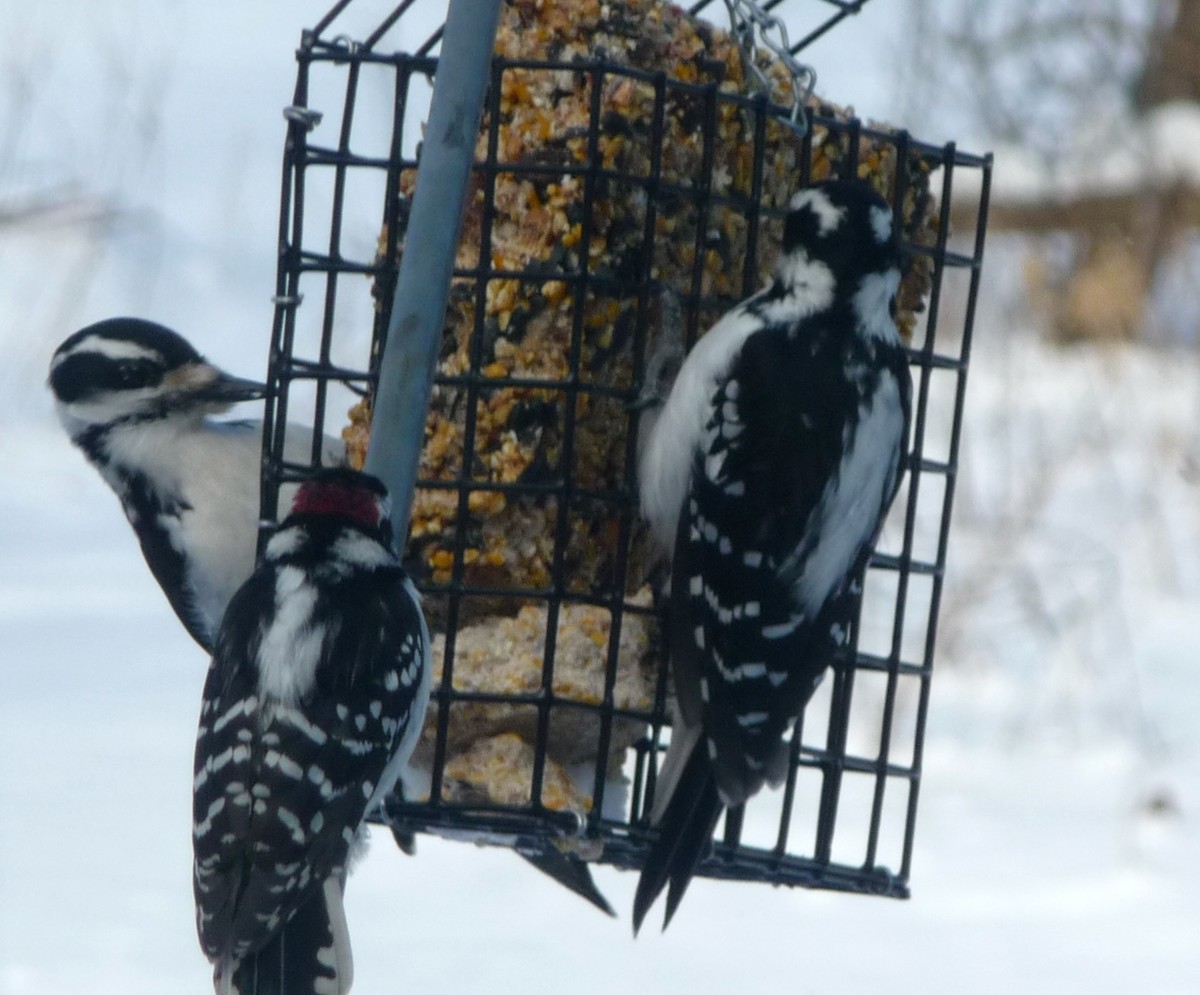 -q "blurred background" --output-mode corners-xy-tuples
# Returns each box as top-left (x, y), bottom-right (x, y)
(1, 1), (1197, 992)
